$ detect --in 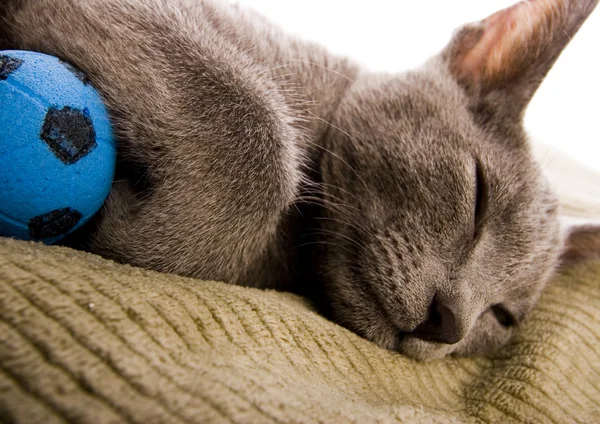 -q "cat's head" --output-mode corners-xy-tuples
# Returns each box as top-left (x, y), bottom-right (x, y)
(317, 0), (599, 360)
